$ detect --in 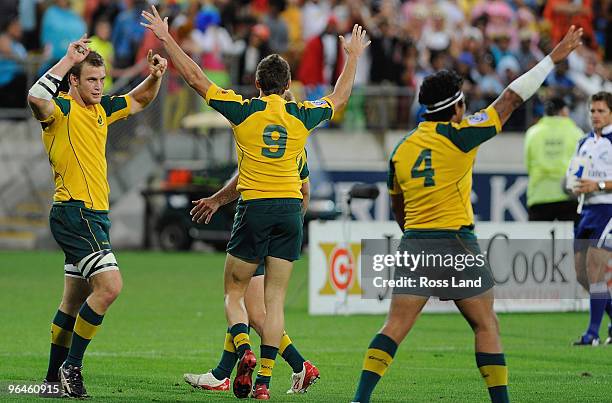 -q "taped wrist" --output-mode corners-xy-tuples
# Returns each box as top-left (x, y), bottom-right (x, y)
(28, 72), (63, 101)
(507, 55), (554, 101)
